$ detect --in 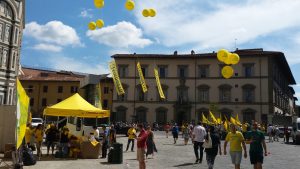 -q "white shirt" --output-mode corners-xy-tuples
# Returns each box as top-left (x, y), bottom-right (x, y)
(94, 128), (100, 139)
(267, 126), (273, 133)
(192, 125), (207, 142)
